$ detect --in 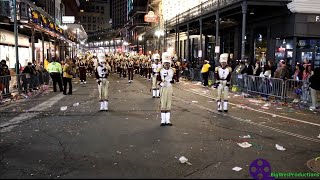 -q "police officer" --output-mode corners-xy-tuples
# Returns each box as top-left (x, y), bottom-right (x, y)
(95, 53), (111, 111)
(214, 53), (232, 112)
(159, 52), (174, 126)
(47, 58), (63, 92)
